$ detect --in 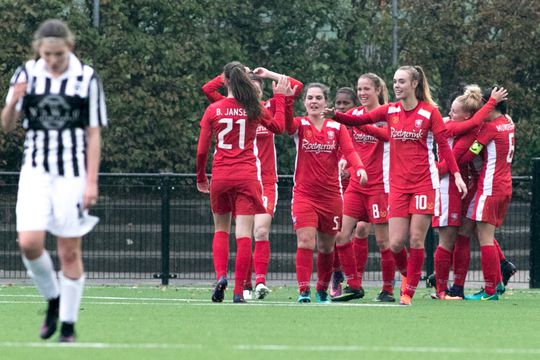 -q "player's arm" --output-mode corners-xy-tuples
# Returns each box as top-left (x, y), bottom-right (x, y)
(459, 124), (496, 166)
(358, 124), (389, 141)
(1, 66), (27, 132)
(324, 104), (388, 127)
(201, 74), (226, 103)
(338, 124), (367, 185)
(196, 110), (214, 193)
